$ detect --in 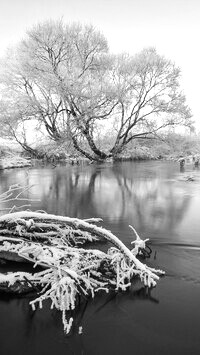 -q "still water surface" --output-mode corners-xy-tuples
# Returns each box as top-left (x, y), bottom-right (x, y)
(0, 161), (200, 354)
